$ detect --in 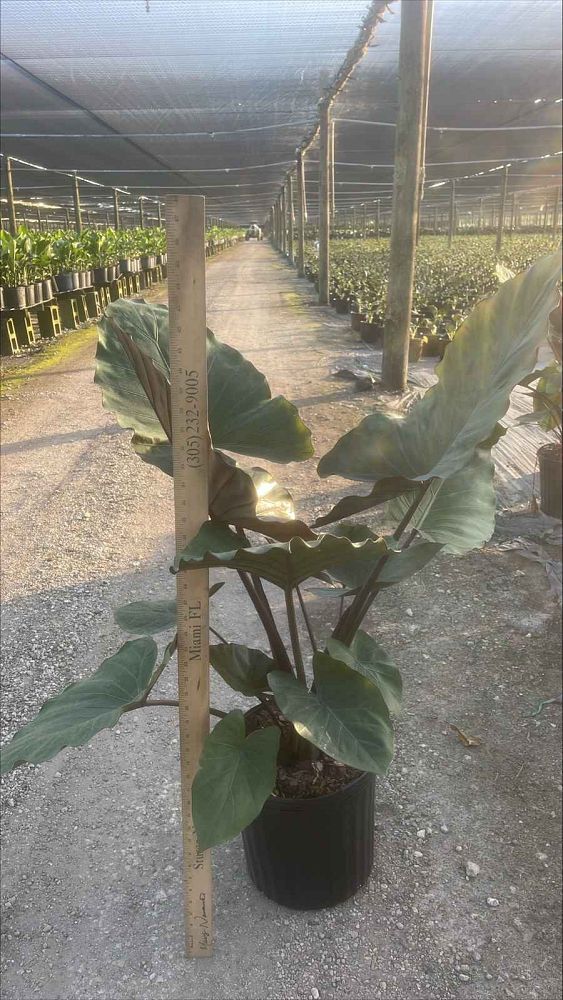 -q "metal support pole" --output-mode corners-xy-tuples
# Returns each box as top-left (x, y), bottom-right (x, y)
(157, 201), (163, 226)
(5, 157), (18, 235)
(64, 208), (70, 228)
(433, 205), (438, 234)
(382, 0), (429, 392)
(72, 171), (83, 233)
(113, 189), (121, 229)
(478, 197), (484, 234)
(376, 199), (380, 239)
(287, 174), (294, 264)
(36, 207), (42, 231)
(297, 152), (306, 277)
(509, 191), (516, 235)
(139, 198), (146, 228)
(362, 203), (367, 238)
(496, 165), (509, 253)
(318, 99), (331, 305)
(448, 179), (456, 247)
